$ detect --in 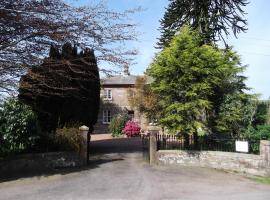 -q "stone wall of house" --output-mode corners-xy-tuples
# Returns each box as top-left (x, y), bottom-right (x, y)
(94, 87), (149, 133)
(157, 141), (270, 177)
